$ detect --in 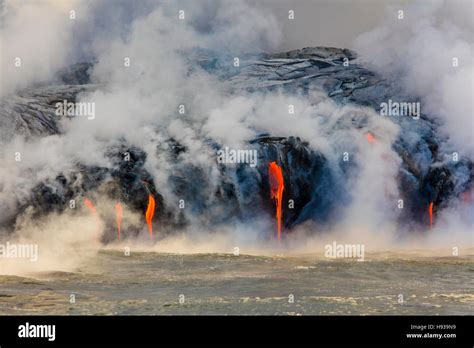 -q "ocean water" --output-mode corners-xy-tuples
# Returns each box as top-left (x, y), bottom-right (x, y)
(0, 251), (473, 315)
